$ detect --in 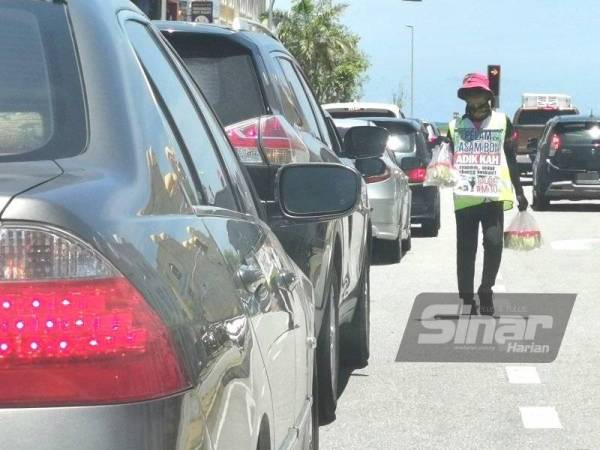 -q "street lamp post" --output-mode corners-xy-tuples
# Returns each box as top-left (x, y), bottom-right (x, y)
(268, 0), (276, 29)
(406, 25), (415, 117)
